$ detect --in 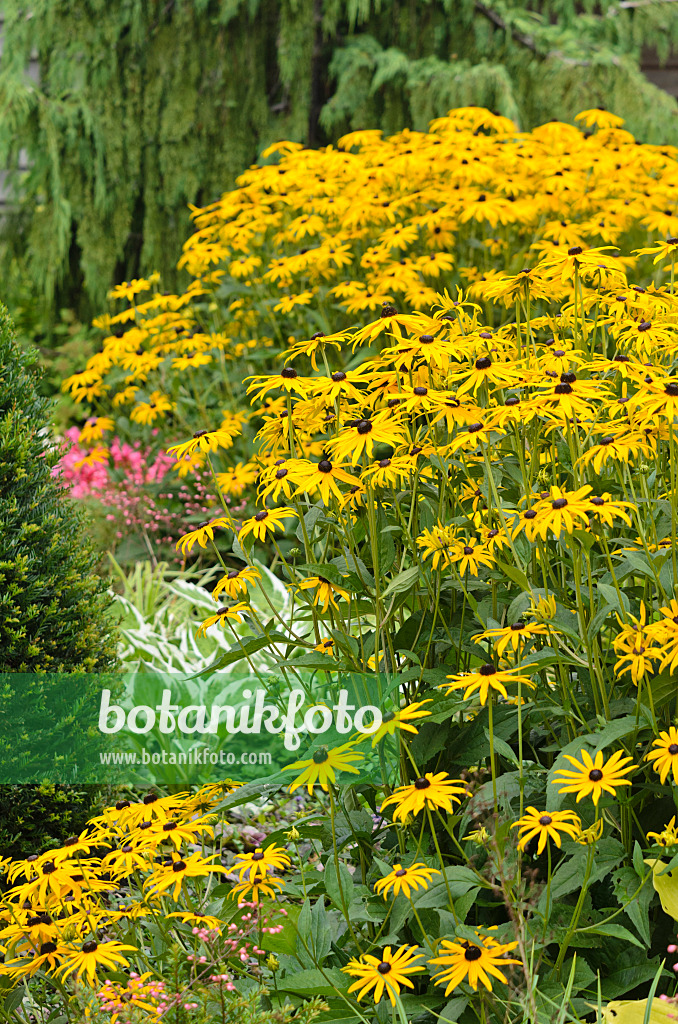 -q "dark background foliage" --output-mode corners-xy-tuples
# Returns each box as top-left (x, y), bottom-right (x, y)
(1, 0), (678, 329)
